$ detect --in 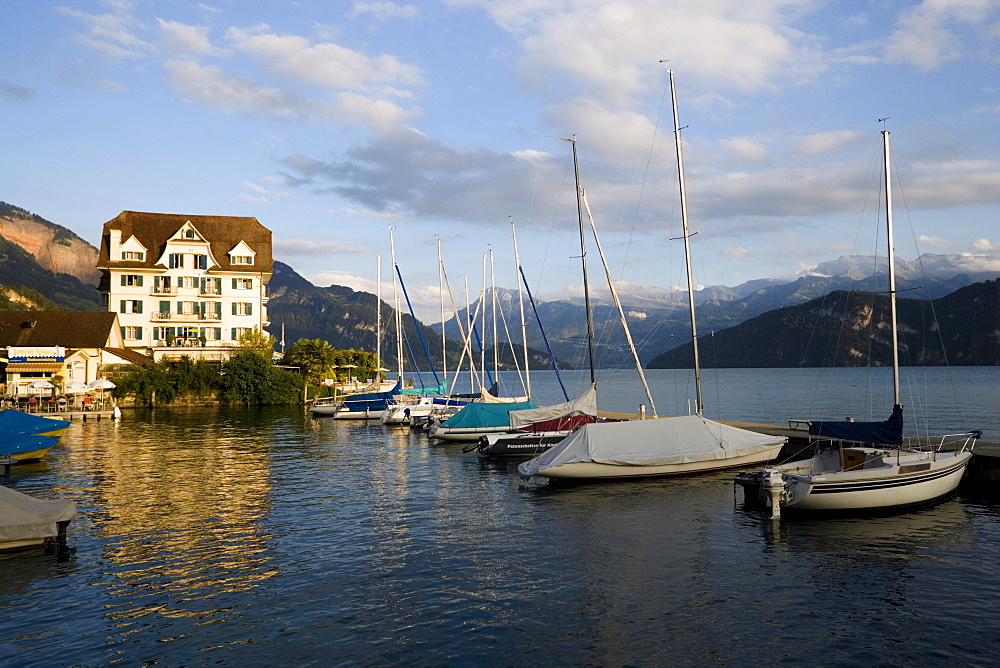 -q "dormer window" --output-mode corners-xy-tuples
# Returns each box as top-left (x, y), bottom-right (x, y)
(119, 235), (148, 263)
(227, 240), (257, 266)
(121, 251), (145, 261)
(183, 229), (196, 239)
